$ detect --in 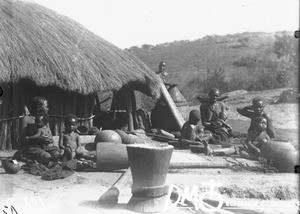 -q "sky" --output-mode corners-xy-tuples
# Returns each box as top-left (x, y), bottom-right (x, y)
(30, 0), (299, 49)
